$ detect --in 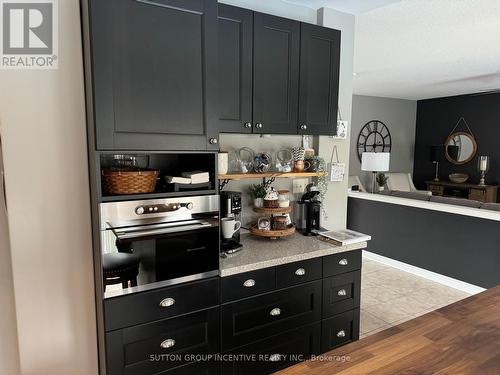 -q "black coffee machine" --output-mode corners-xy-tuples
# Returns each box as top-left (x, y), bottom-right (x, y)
(294, 188), (321, 236)
(220, 191), (243, 253)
